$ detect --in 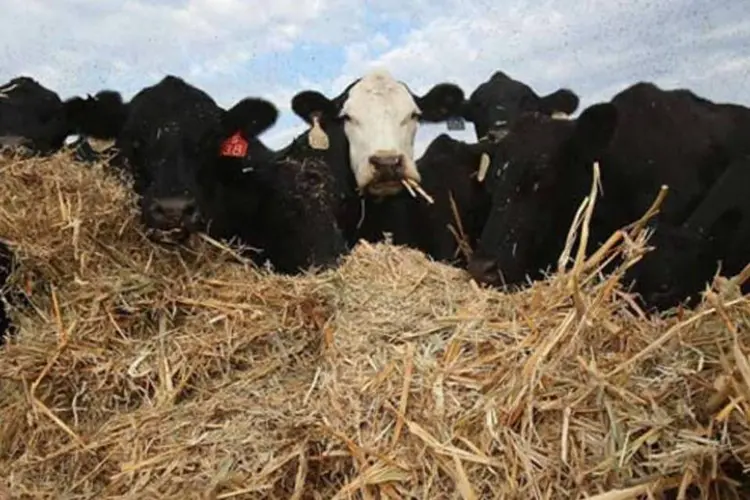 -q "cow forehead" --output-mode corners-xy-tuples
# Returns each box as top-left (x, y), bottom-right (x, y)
(343, 75), (418, 116)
